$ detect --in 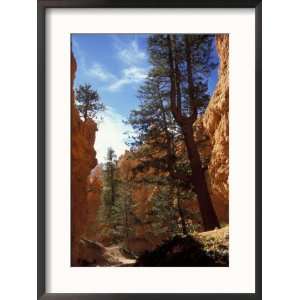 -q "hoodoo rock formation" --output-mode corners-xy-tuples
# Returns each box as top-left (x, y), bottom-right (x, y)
(200, 34), (229, 223)
(71, 52), (99, 265)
